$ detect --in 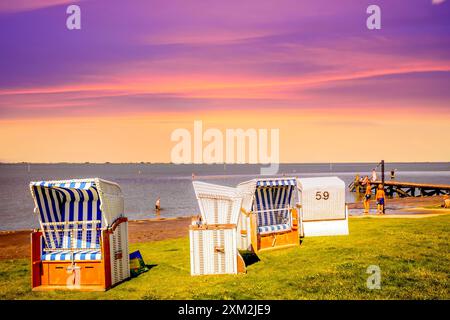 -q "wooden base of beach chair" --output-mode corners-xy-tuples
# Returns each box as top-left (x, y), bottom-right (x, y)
(250, 208), (300, 253)
(31, 218), (129, 291)
(32, 284), (107, 292)
(31, 231), (110, 291)
(32, 261), (107, 291)
(255, 230), (300, 253)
